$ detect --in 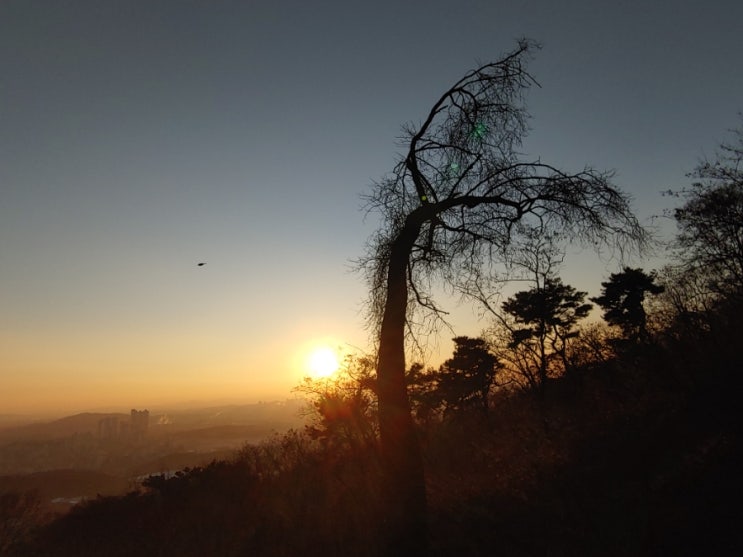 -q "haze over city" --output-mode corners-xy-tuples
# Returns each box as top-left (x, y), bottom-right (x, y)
(2, 0), (742, 416)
